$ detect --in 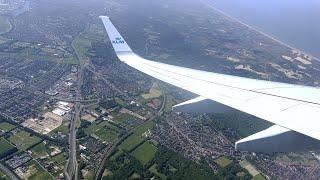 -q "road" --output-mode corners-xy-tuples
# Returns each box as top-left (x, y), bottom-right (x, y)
(65, 25), (87, 180)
